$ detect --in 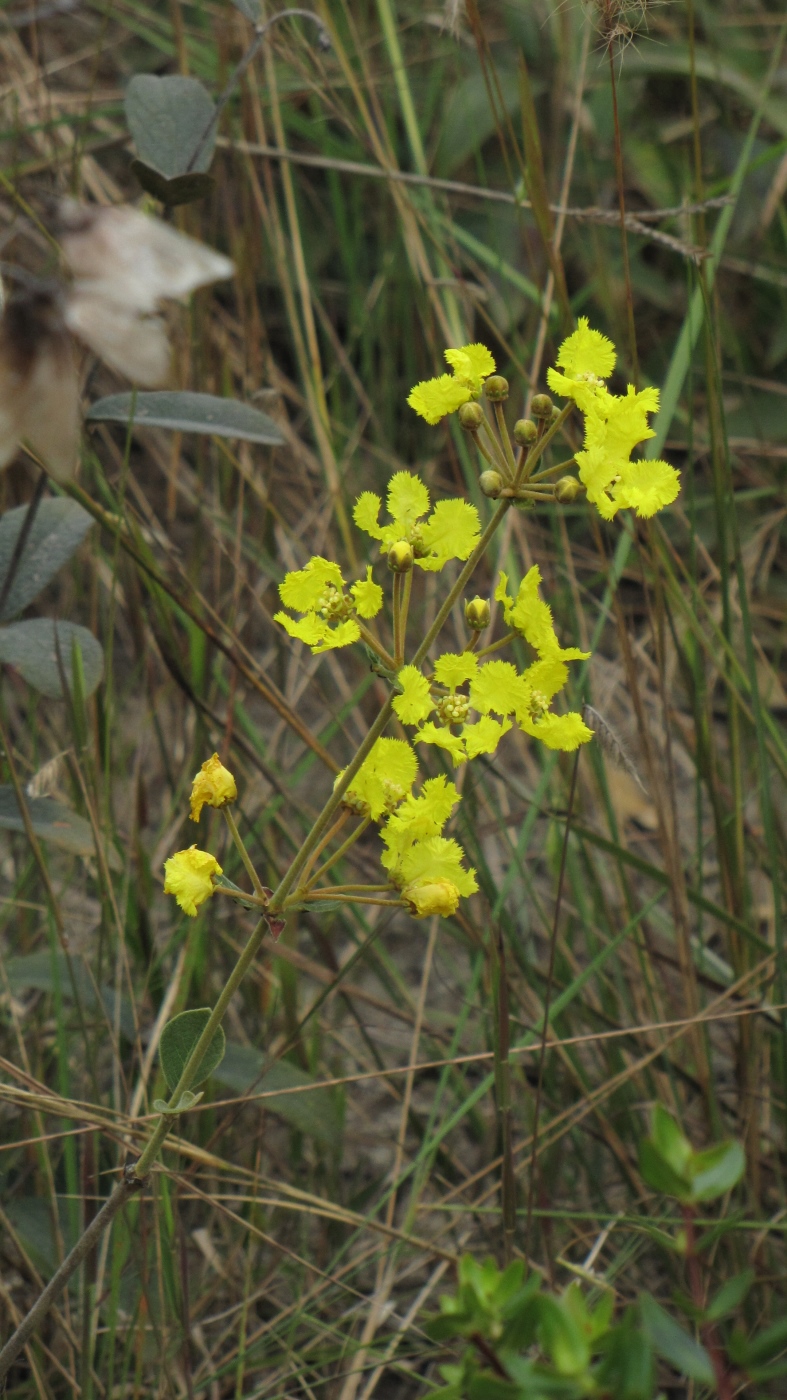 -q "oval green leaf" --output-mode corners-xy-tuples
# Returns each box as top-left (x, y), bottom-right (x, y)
(640, 1294), (715, 1384)
(159, 1008), (226, 1094)
(125, 73), (216, 177)
(0, 498), (94, 622)
(688, 1139), (746, 1202)
(0, 619), (103, 699)
(87, 391), (286, 445)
